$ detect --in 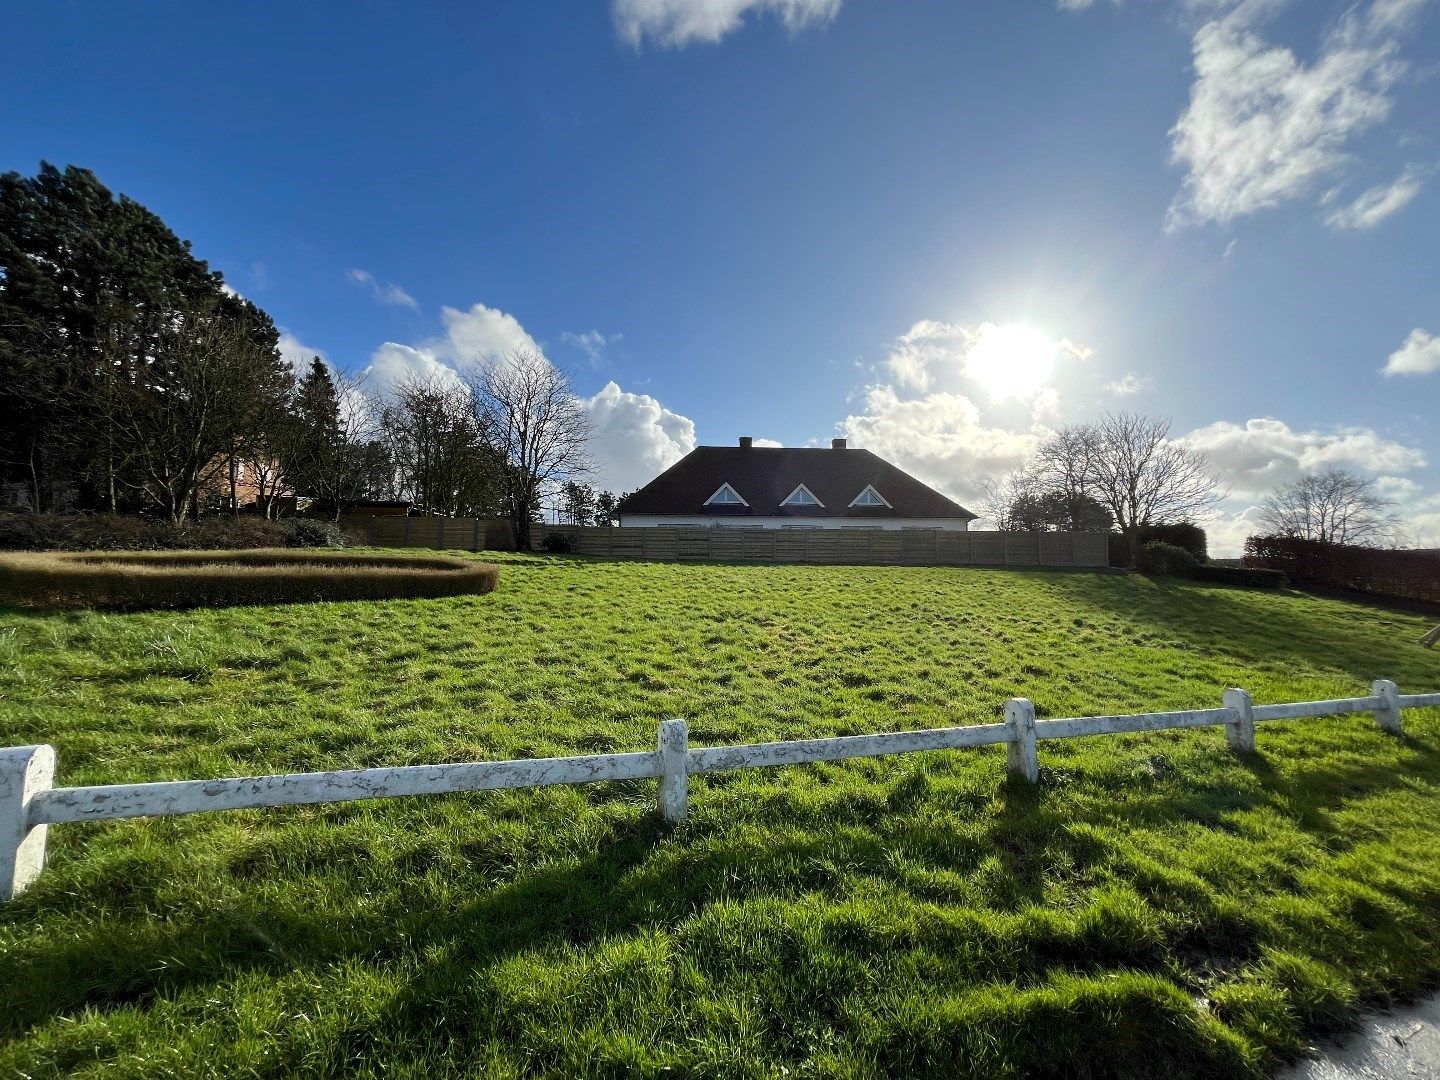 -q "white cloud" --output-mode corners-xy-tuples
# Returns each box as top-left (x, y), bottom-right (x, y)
(277, 330), (328, 375)
(361, 302), (543, 394)
(346, 268), (419, 310)
(841, 385), (1041, 511)
(753, 437), (784, 447)
(1383, 328), (1440, 376)
(365, 342), (466, 393)
(1324, 167), (1425, 228)
(614, 0), (841, 47)
(560, 329), (621, 368)
(439, 303), (541, 365)
(1165, 0), (1421, 230)
(883, 319), (1090, 404)
(355, 302), (695, 496)
(1181, 416), (1426, 496)
(582, 381), (696, 493)
(1105, 371), (1152, 396)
